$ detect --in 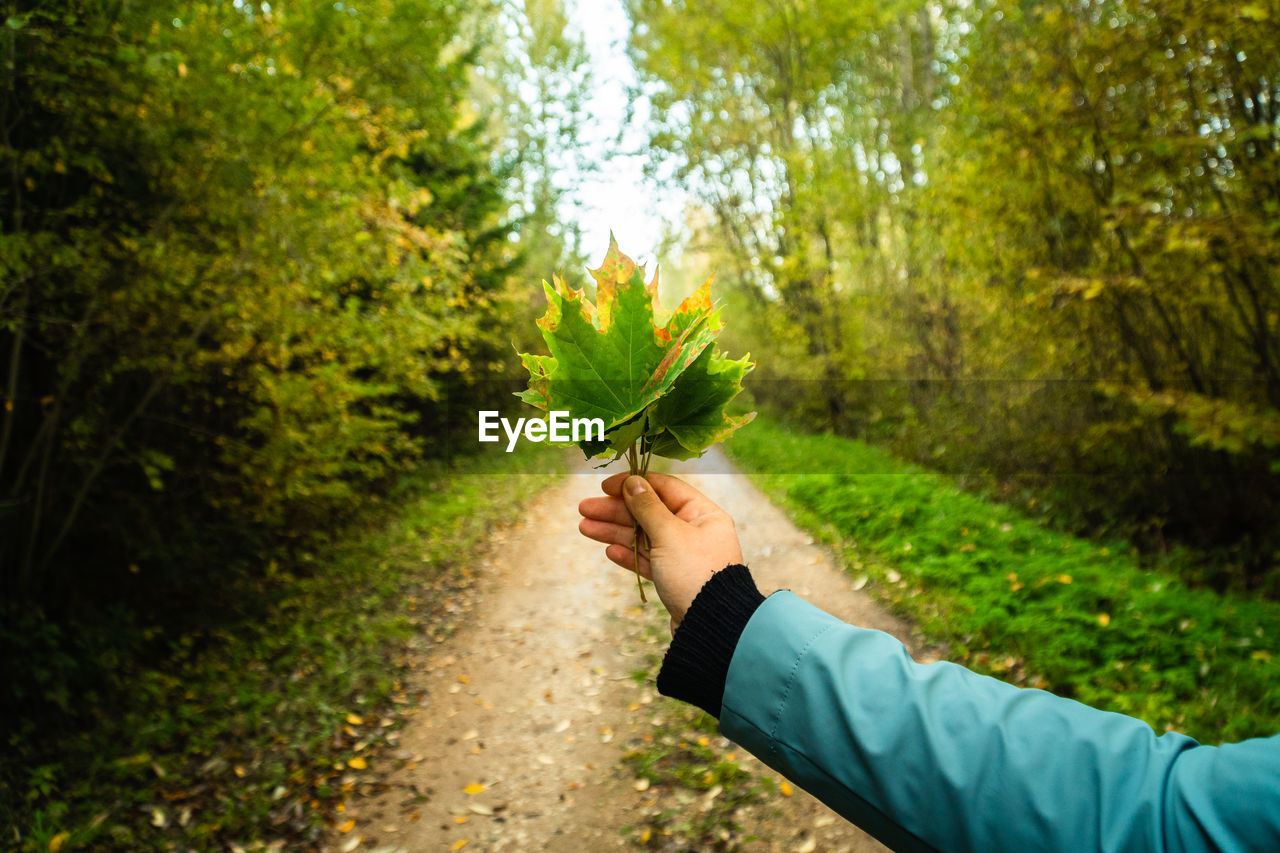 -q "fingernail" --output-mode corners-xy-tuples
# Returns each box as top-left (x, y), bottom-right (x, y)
(626, 476), (647, 496)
